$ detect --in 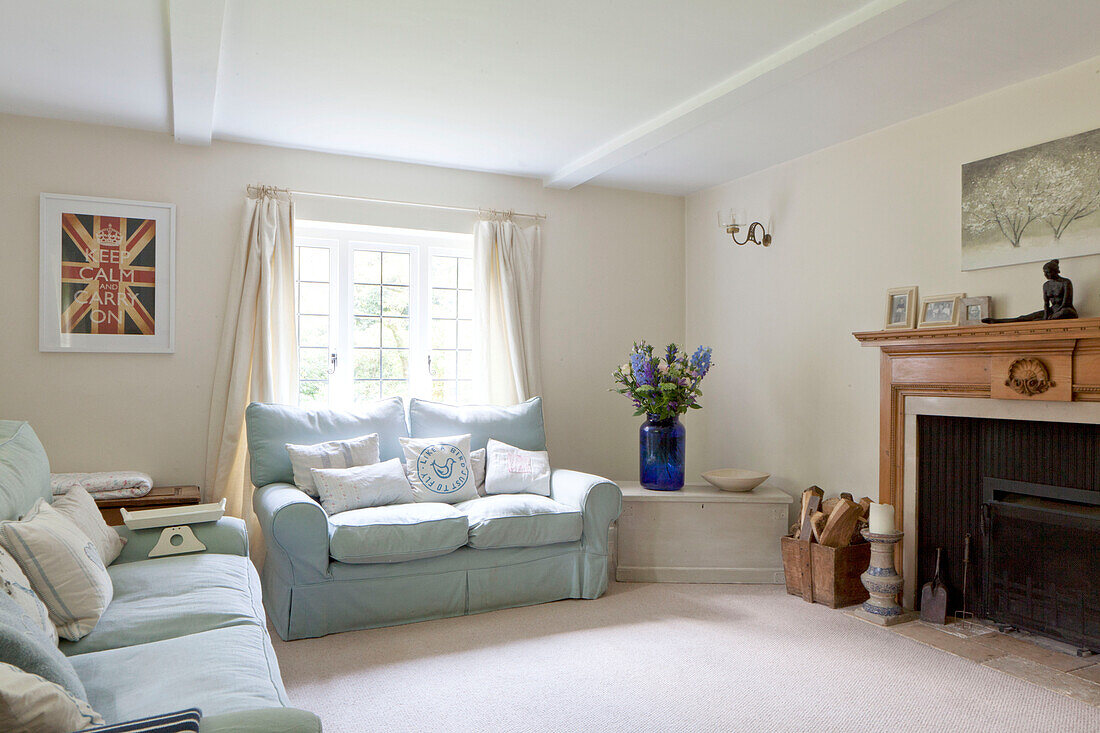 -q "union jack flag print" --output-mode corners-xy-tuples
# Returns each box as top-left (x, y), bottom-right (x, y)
(60, 213), (156, 335)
